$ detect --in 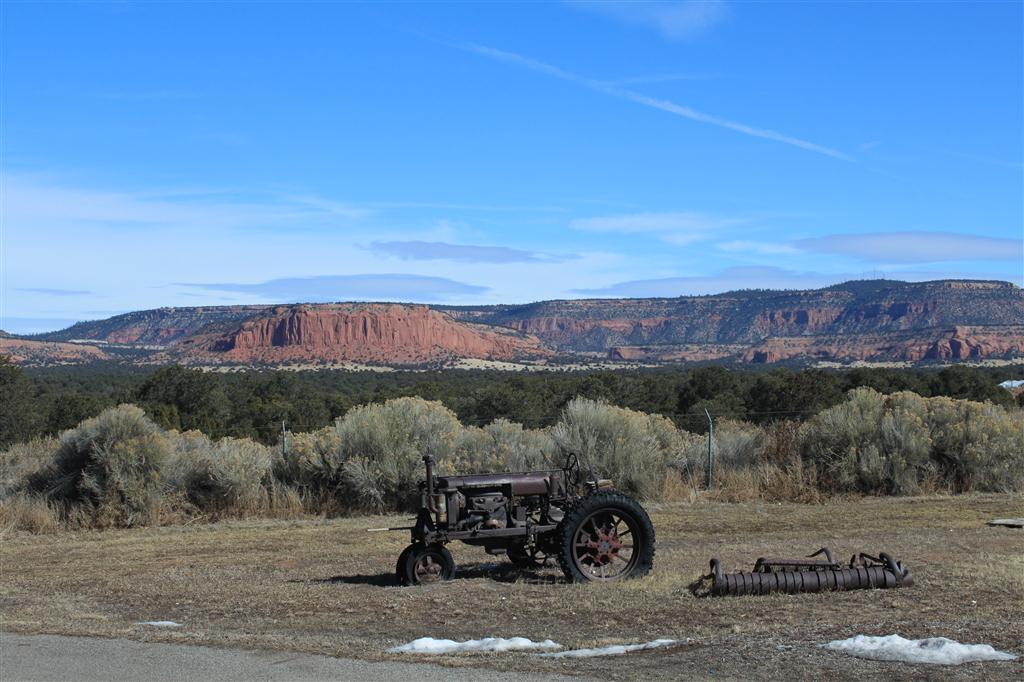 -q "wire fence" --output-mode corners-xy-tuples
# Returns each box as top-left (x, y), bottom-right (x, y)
(226, 406), (831, 444)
